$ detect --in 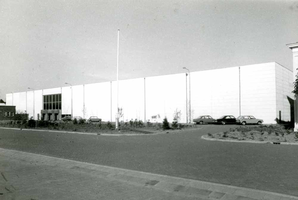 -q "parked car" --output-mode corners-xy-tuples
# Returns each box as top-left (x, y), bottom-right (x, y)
(61, 116), (72, 122)
(193, 115), (216, 124)
(88, 116), (101, 123)
(215, 115), (237, 125)
(237, 115), (263, 125)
